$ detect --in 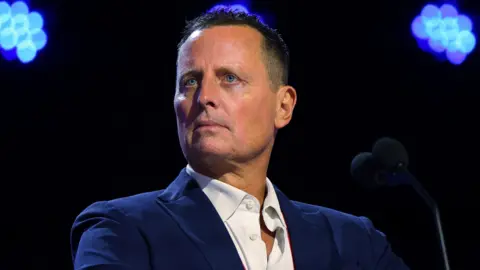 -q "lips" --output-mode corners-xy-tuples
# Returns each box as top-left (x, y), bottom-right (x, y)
(194, 120), (224, 131)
